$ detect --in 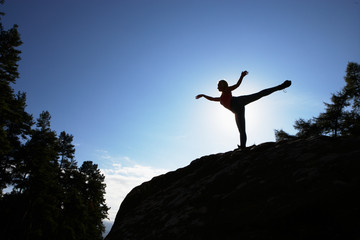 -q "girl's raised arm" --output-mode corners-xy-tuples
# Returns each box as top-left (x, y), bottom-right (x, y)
(229, 70), (248, 91)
